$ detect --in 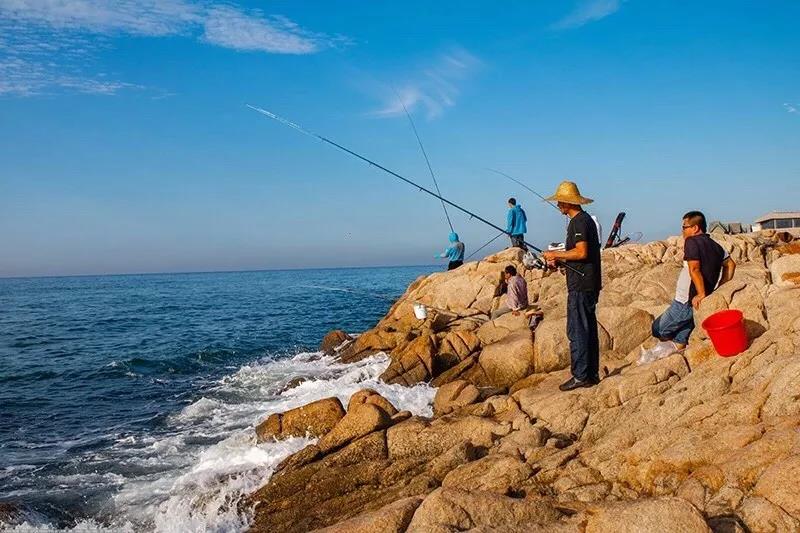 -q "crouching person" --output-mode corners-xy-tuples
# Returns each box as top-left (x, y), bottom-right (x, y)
(652, 210), (736, 351)
(491, 265), (528, 319)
